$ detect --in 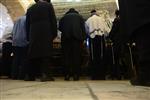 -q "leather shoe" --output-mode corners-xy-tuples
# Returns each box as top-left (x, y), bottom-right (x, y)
(130, 79), (150, 87)
(24, 75), (35, 81)
(64, 75), (70, 81)
(40, 77), (55, 82)
(73, 75), (79, 81)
